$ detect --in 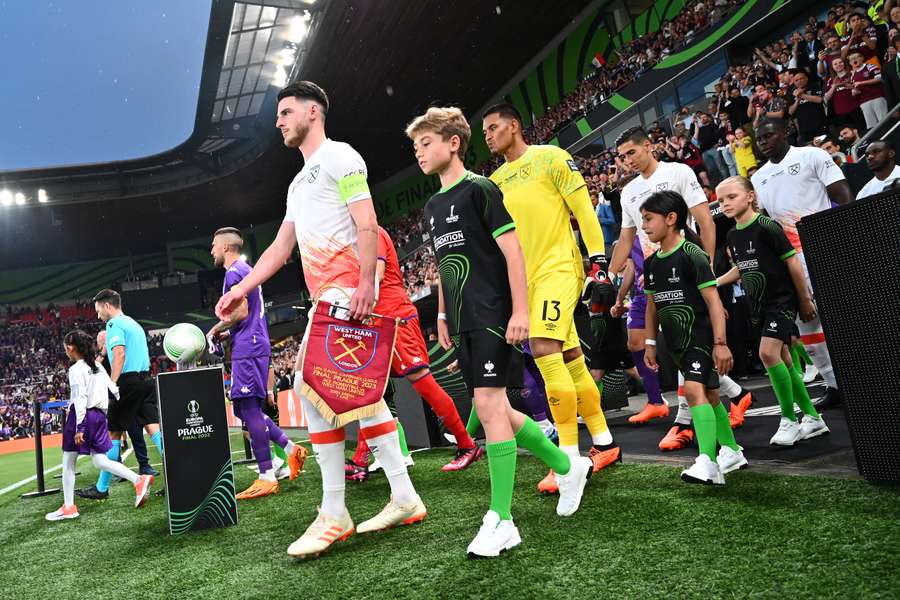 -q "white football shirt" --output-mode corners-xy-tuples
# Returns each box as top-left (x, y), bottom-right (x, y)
(856, 164), (900, 200)
(619, 160), (708, 258)
(751, 145), (845, 251)
(283, 139), (372, 298)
